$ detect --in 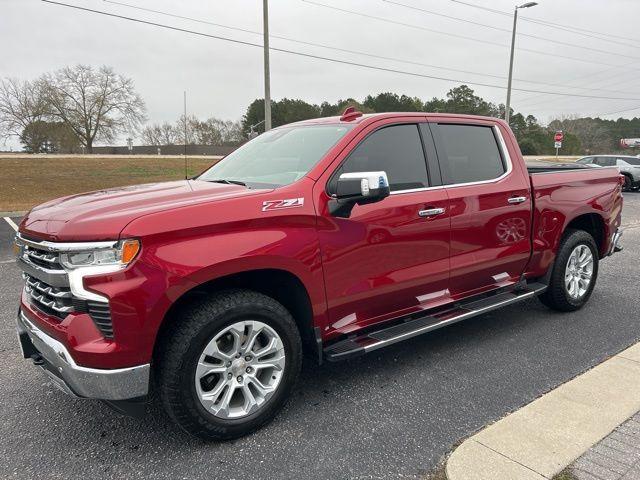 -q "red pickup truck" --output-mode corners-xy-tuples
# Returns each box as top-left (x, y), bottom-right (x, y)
(15, 110), (623, 440)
